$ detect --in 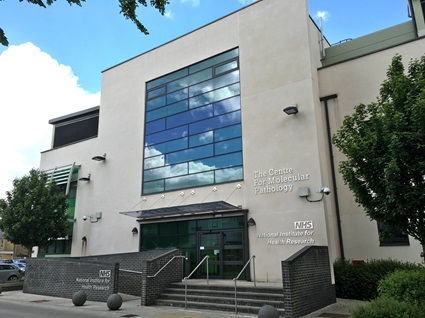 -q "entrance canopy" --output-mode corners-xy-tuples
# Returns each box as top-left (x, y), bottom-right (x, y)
(120, 201), (246, 221)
